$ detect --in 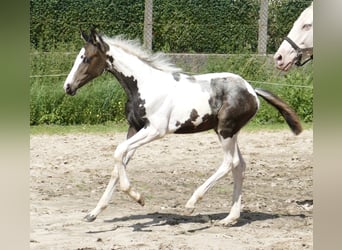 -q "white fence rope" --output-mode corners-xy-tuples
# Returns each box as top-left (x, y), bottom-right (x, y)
(30, 74), (68, 78)
(29, 73), (312, 89)
(30, 51), (312, 89)
(247, 80), (313, 89)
